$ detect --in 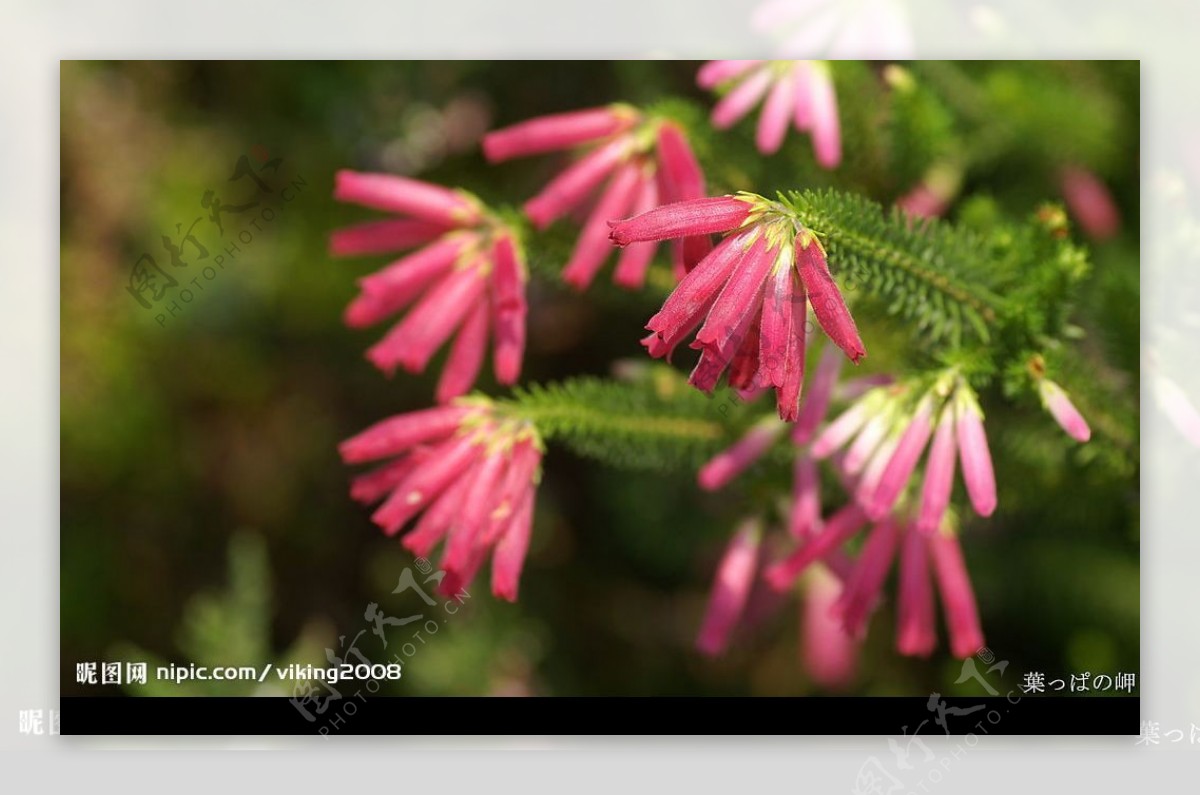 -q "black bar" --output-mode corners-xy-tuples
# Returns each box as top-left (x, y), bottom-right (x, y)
(61, 696), (1139, 735)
